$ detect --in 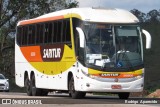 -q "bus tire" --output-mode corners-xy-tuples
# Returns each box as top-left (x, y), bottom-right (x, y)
(31, 74), (41, 96)
(69, 77), (86, 99)
(25, 77), (32, 96)
(118, 92), (130, 99)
